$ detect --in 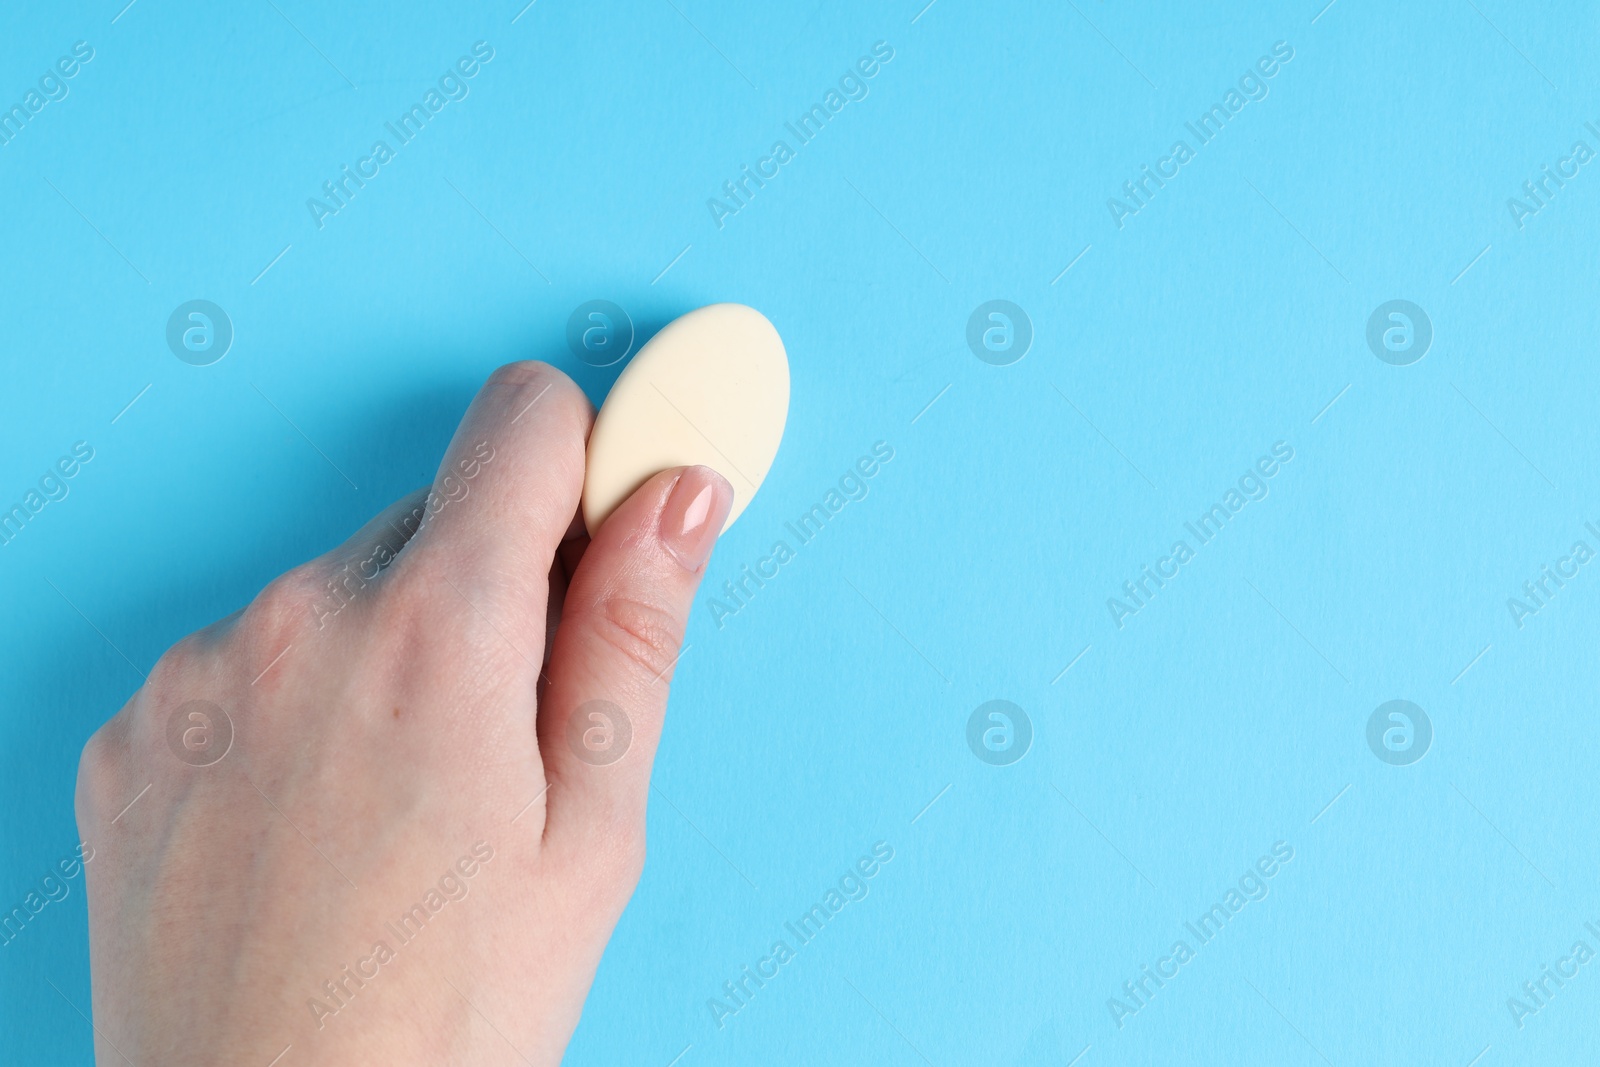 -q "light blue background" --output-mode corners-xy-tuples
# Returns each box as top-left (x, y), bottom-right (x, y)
(4, 0), (1599, 1063)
